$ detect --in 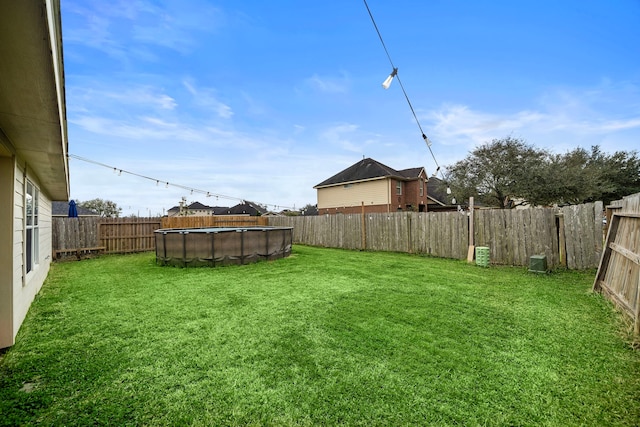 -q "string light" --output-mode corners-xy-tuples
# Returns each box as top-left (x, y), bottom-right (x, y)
(363, 0), (444, 181)
(68, 154), (296, 210)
